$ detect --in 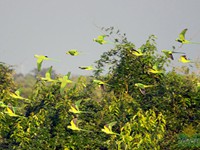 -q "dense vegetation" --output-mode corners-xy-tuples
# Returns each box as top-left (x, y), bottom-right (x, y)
(1, 28), (200, 149)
